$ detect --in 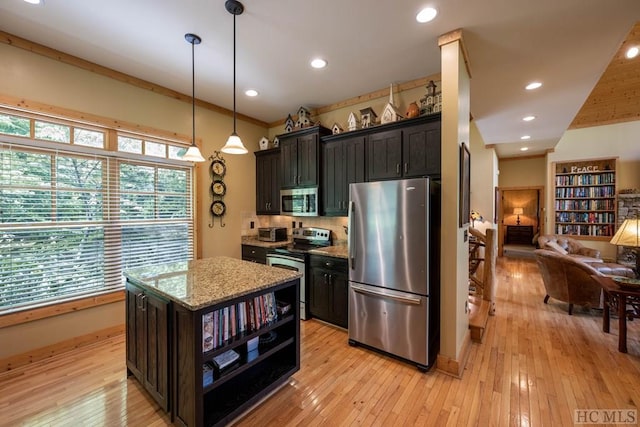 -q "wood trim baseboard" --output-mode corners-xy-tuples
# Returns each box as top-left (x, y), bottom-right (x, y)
(0, 290), (125, 328)
(0, 324), (125, 373)
(436, 330), (472, 378)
